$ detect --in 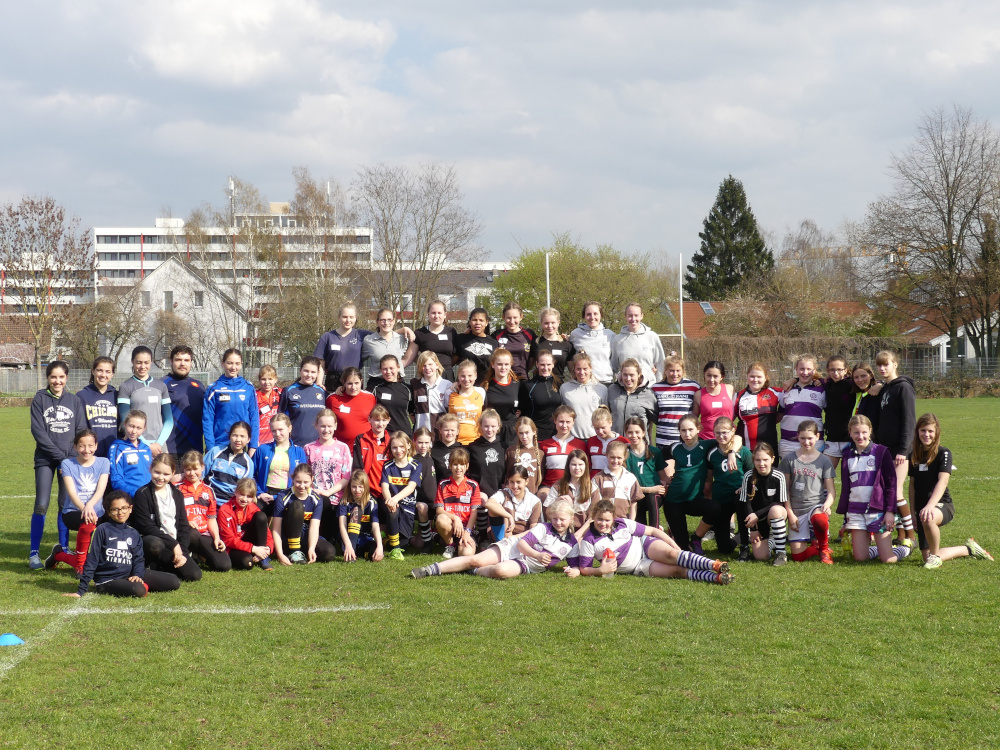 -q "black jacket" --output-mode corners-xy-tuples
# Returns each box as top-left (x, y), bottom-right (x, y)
(130, 482), (192, 551)
(31, 388), (87, 468)
(875, 376), (916, 456)
(519, 376), (561, 441)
